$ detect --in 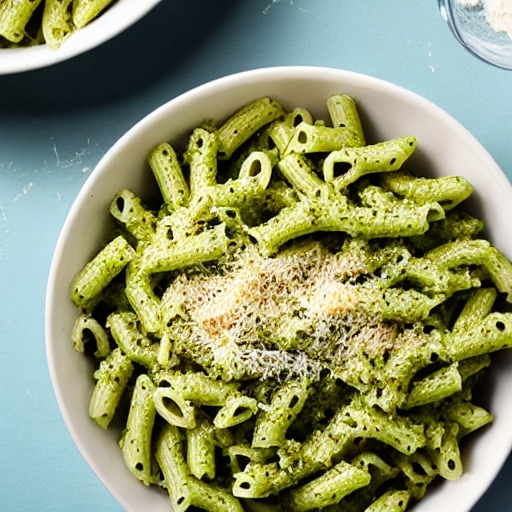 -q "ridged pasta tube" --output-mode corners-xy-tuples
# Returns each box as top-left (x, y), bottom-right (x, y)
(277, 153), (331, 198)
(326, 93), (366, 145)
(381, 171), (473, 211)
(323, 136), (417, 190)
(284, 122), (363, 155)
(109, 189), (157, 244)
(286, 460), (371, 511)
(72, 0), (114, 29)
(71, 235), (135, 311)
(42, 0), (74, 50)
(89, 348), (134, 429)
(106, 312), (159, 370)
(71, 313), (110, 359)
(404, 364), (462, 409)
(217, 97), (285, 160)
(186, 413), (217, 480)
(119, 375), (157, 486)
(252, 379), (310, 448)
(148, 143), (190, 210)
(0, 0), (42, 43)
(209, 151), (274, 207)
(185, 128), (219, 203)
(364, 490), (410, 512)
